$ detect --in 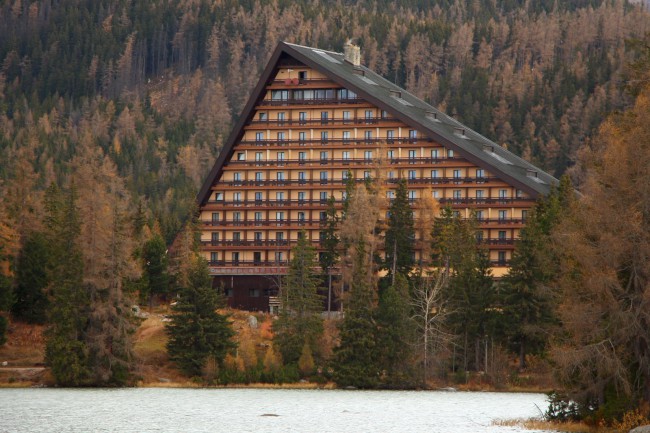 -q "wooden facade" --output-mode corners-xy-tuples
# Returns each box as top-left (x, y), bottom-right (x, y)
(196, 42), (557, 311)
